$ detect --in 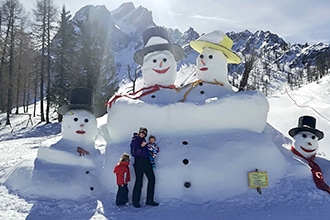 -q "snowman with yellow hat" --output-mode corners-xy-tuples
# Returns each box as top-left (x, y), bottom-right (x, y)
(180, 30), (241, 103)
